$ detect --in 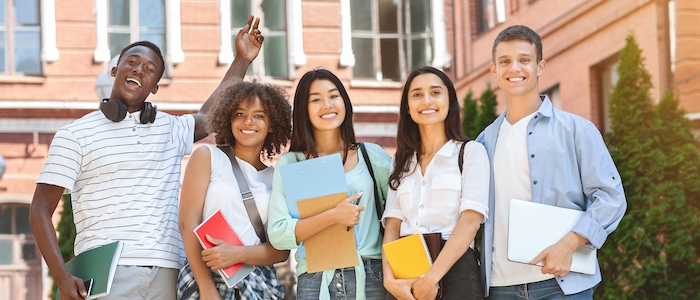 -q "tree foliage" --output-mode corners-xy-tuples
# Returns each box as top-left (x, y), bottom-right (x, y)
(597, 33), (700, 299)
(51, 194), (76, 299)
(462, 83), (498, 139)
